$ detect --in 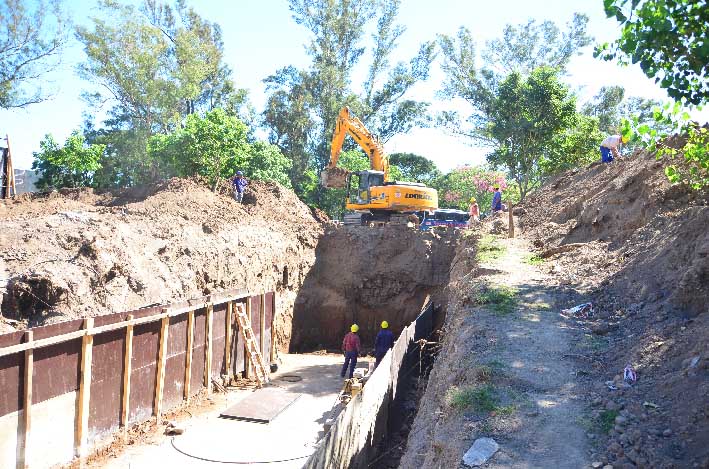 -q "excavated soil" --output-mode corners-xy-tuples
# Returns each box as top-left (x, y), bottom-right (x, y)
(517, 151), (709, 468)
(290, 225), (458, 351)
(0, 178), (323, 350)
